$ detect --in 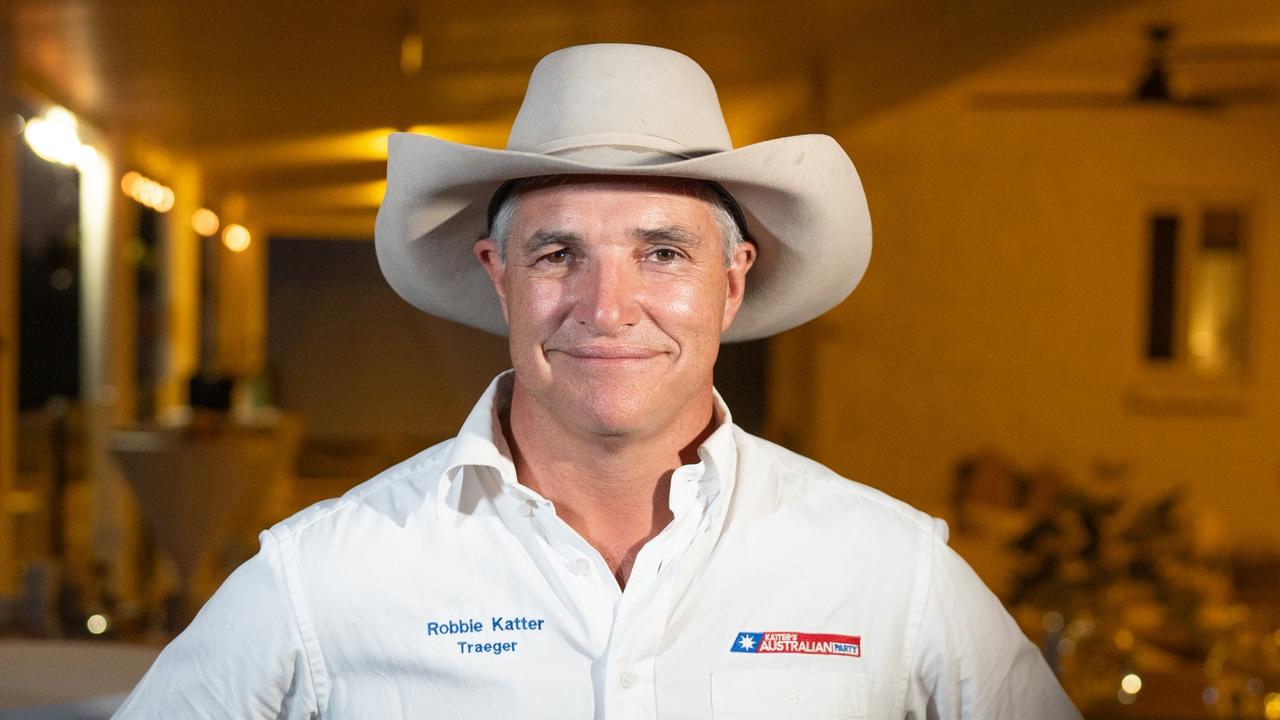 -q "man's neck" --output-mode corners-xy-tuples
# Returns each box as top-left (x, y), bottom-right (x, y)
(500, 381), (717, 588)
